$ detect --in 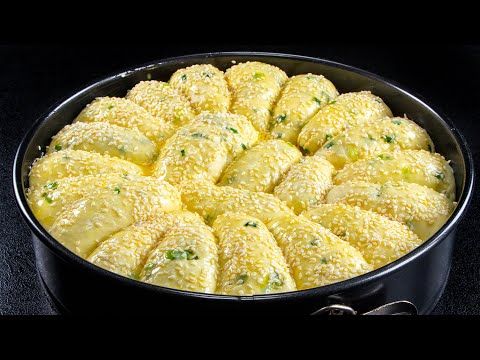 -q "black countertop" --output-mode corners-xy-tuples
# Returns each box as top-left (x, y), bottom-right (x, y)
(1, 44), (479, 315)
